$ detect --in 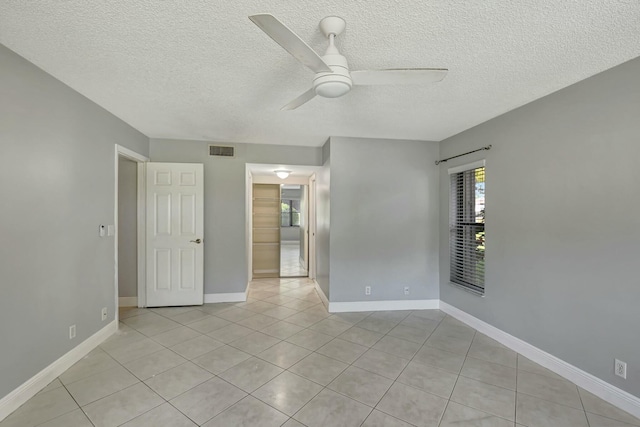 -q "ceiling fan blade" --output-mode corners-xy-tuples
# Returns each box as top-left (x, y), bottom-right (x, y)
(249, 14), (332, 74)
(351, 68), (448, 86)
(281, 88), (316, 110)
